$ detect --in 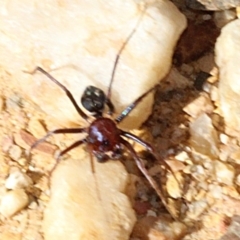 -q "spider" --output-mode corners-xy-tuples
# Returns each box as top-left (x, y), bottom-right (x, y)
(26, 12), (177, 218)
